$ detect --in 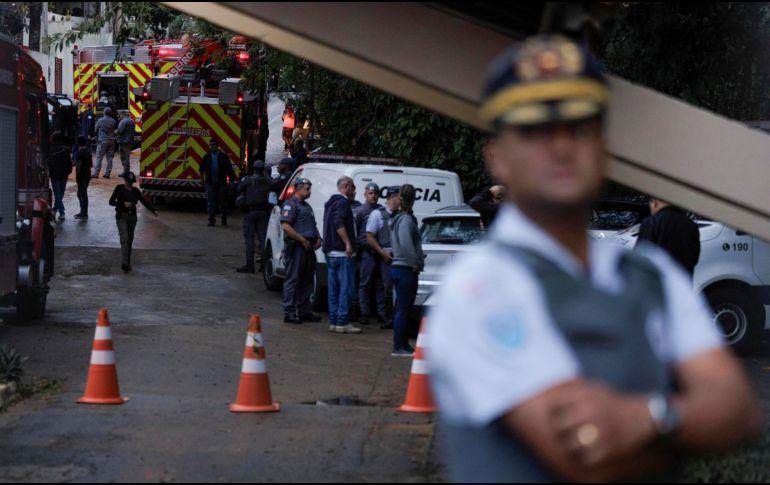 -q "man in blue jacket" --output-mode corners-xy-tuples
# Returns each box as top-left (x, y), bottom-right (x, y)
(322, 176), (362, 334)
